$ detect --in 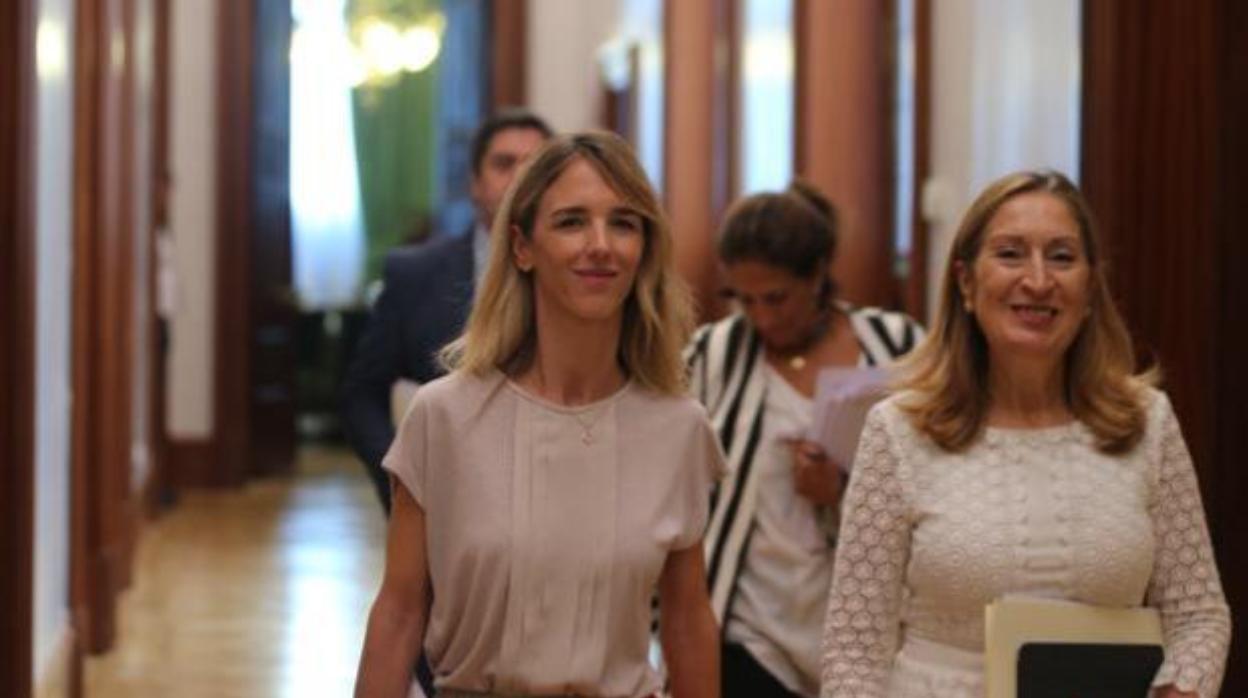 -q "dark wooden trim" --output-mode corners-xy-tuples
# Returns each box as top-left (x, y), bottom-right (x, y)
(214, 0), (255, 487)
(490, 0), (528, 109)
(661, 0), (673, 208)
(904, 0), (931, 322)
(0, 0), (36, 691)
(70, 0), (143, 658)
(71, 0), (111, 658)
(793, 0), (809, 176)
(166, 438), (220, 490)
(146, 0), (172, 515)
